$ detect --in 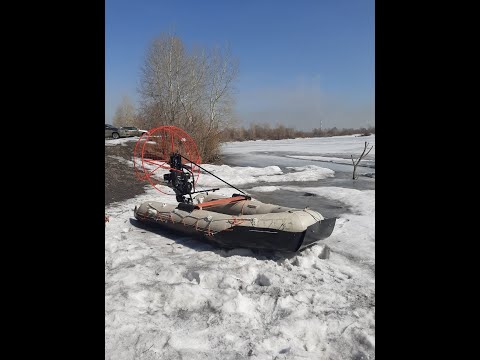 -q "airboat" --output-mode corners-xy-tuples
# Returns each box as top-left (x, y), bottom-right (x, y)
(133, 126), (336, 252)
